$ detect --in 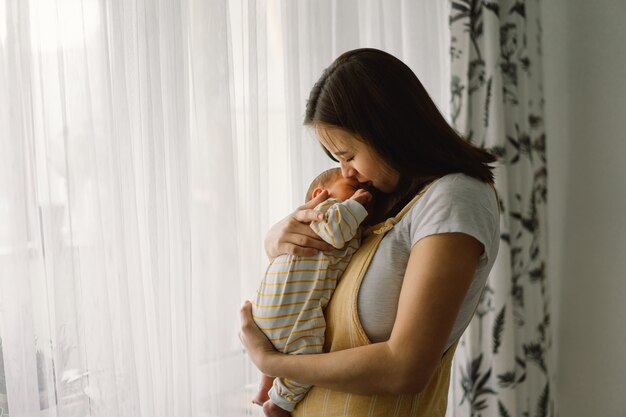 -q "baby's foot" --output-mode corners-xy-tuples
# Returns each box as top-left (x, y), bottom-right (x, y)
(262, 400), (291, 417)
(252, 375), (274, 406)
